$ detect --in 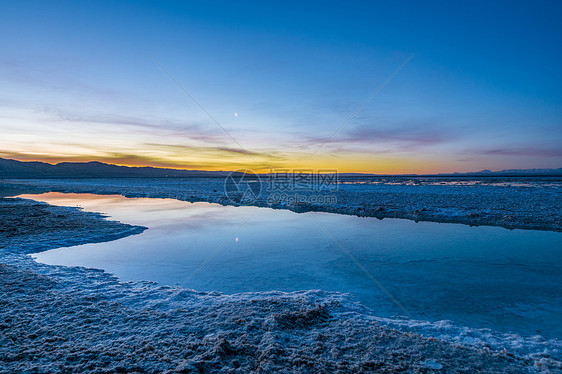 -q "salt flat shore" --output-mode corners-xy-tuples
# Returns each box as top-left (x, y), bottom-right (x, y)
(1, 197), (558, 373)
(2, 177), (561, 232)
